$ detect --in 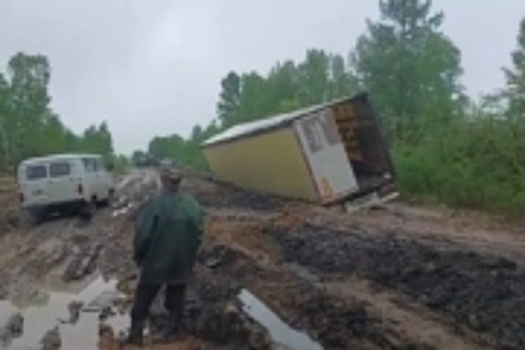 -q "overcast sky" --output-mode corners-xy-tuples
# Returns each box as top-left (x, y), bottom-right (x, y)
(1, 1), (523, 153)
